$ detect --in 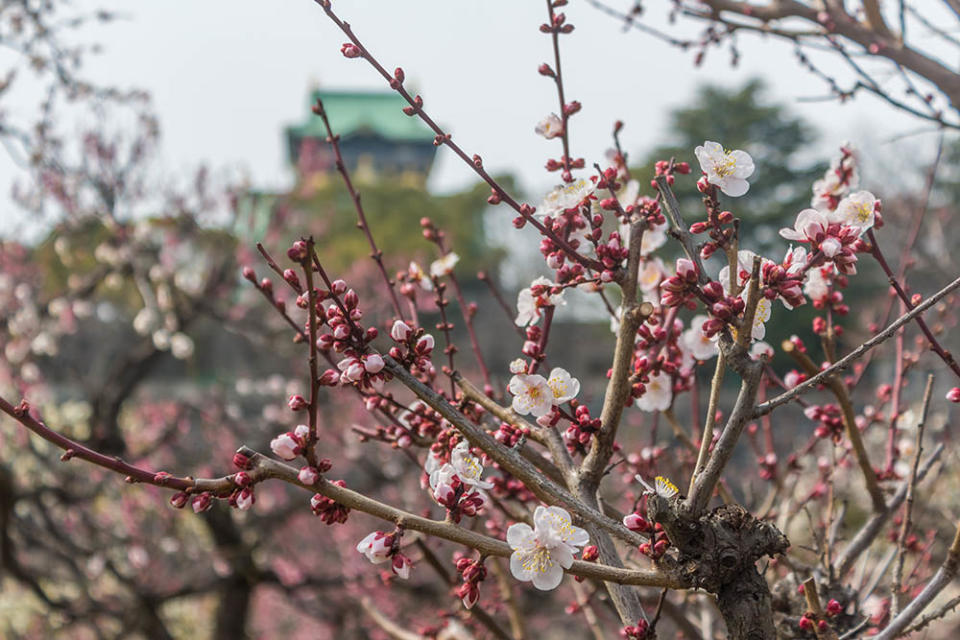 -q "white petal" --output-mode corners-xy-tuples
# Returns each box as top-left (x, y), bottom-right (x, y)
(531, 561), (564, 591)
(507, 523), (534, 549)
(720, 177), (749, 197)
(510, 551), (534, 582)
